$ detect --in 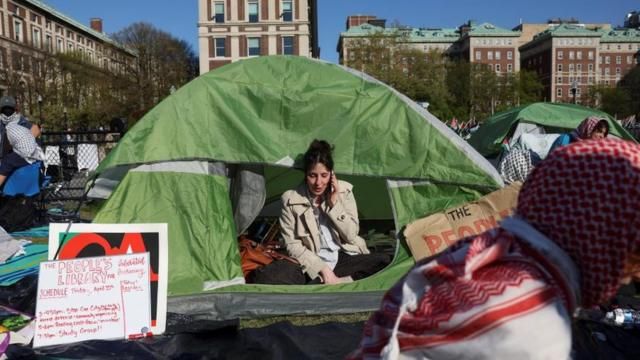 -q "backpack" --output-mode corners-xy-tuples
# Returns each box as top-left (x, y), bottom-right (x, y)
(0, 196), (36, 232)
